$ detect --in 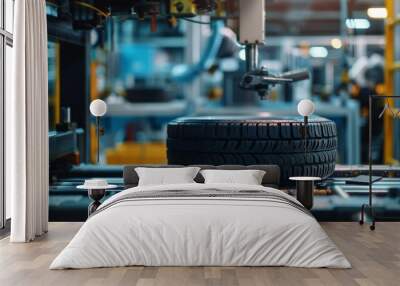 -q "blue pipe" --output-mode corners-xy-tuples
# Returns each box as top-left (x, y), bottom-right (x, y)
(171, 20), (224, 82)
